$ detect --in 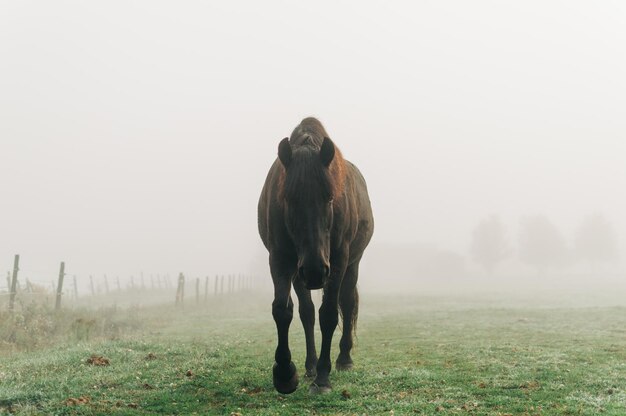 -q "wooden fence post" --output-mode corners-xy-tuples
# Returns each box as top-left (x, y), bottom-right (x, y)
(220, 275), (224, 294)
(195, 278), (200, 304)
(73, 275), (78, 300)
(204, 276), (209, 301)
(8, 255), (20, 312)
(181, 274), (185, 304)
(175, 275), (180, 305)
(214, 274), (218, 295)
(175, 273), (185, 306)
(55, 262), (65, 310)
